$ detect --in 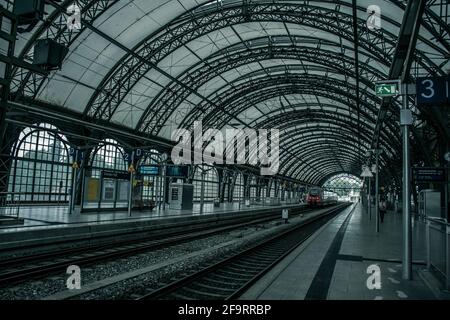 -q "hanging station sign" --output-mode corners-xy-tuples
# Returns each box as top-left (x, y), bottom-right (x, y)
(412, 167), (446, 183)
